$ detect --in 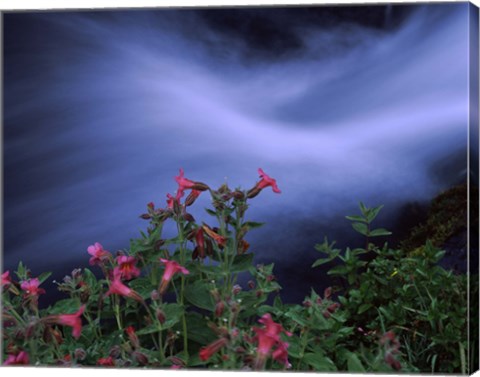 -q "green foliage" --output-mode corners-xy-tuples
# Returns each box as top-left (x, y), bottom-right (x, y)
(1, 172), (474, 374)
